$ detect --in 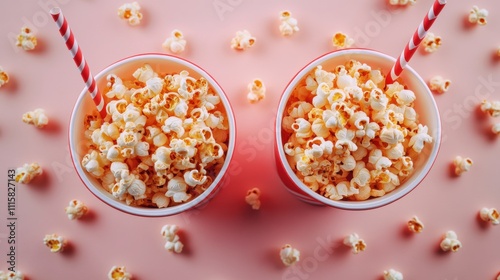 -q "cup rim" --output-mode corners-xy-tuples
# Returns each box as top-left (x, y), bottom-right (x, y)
(275, 48), (442, 210)
(68, 53), (236, 217)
